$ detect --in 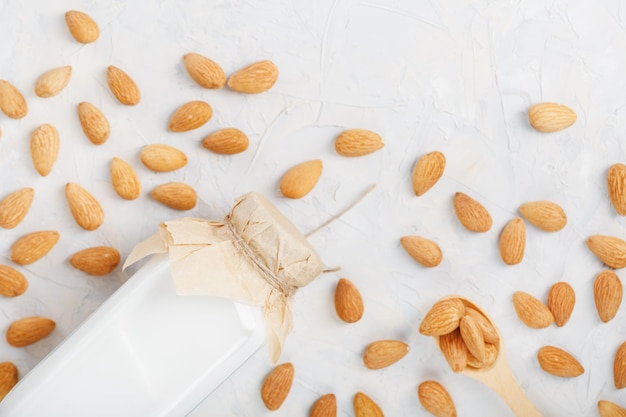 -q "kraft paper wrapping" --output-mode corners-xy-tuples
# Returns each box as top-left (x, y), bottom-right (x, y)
(123, 192), (324, 363)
